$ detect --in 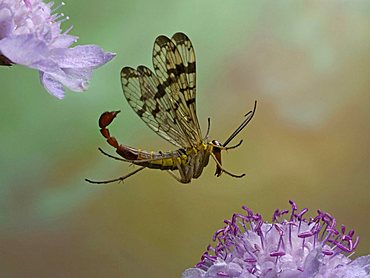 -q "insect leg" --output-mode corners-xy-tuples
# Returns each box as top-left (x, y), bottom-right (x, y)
(167, 170), (183, 183)
(169, 157), (192, 184)
(210, 153), (245, 178)
(209, 140), (243, 151)
(85, 166), (146, 184)
(98, 147), (132, 162)
(223, 139), (243, 150)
